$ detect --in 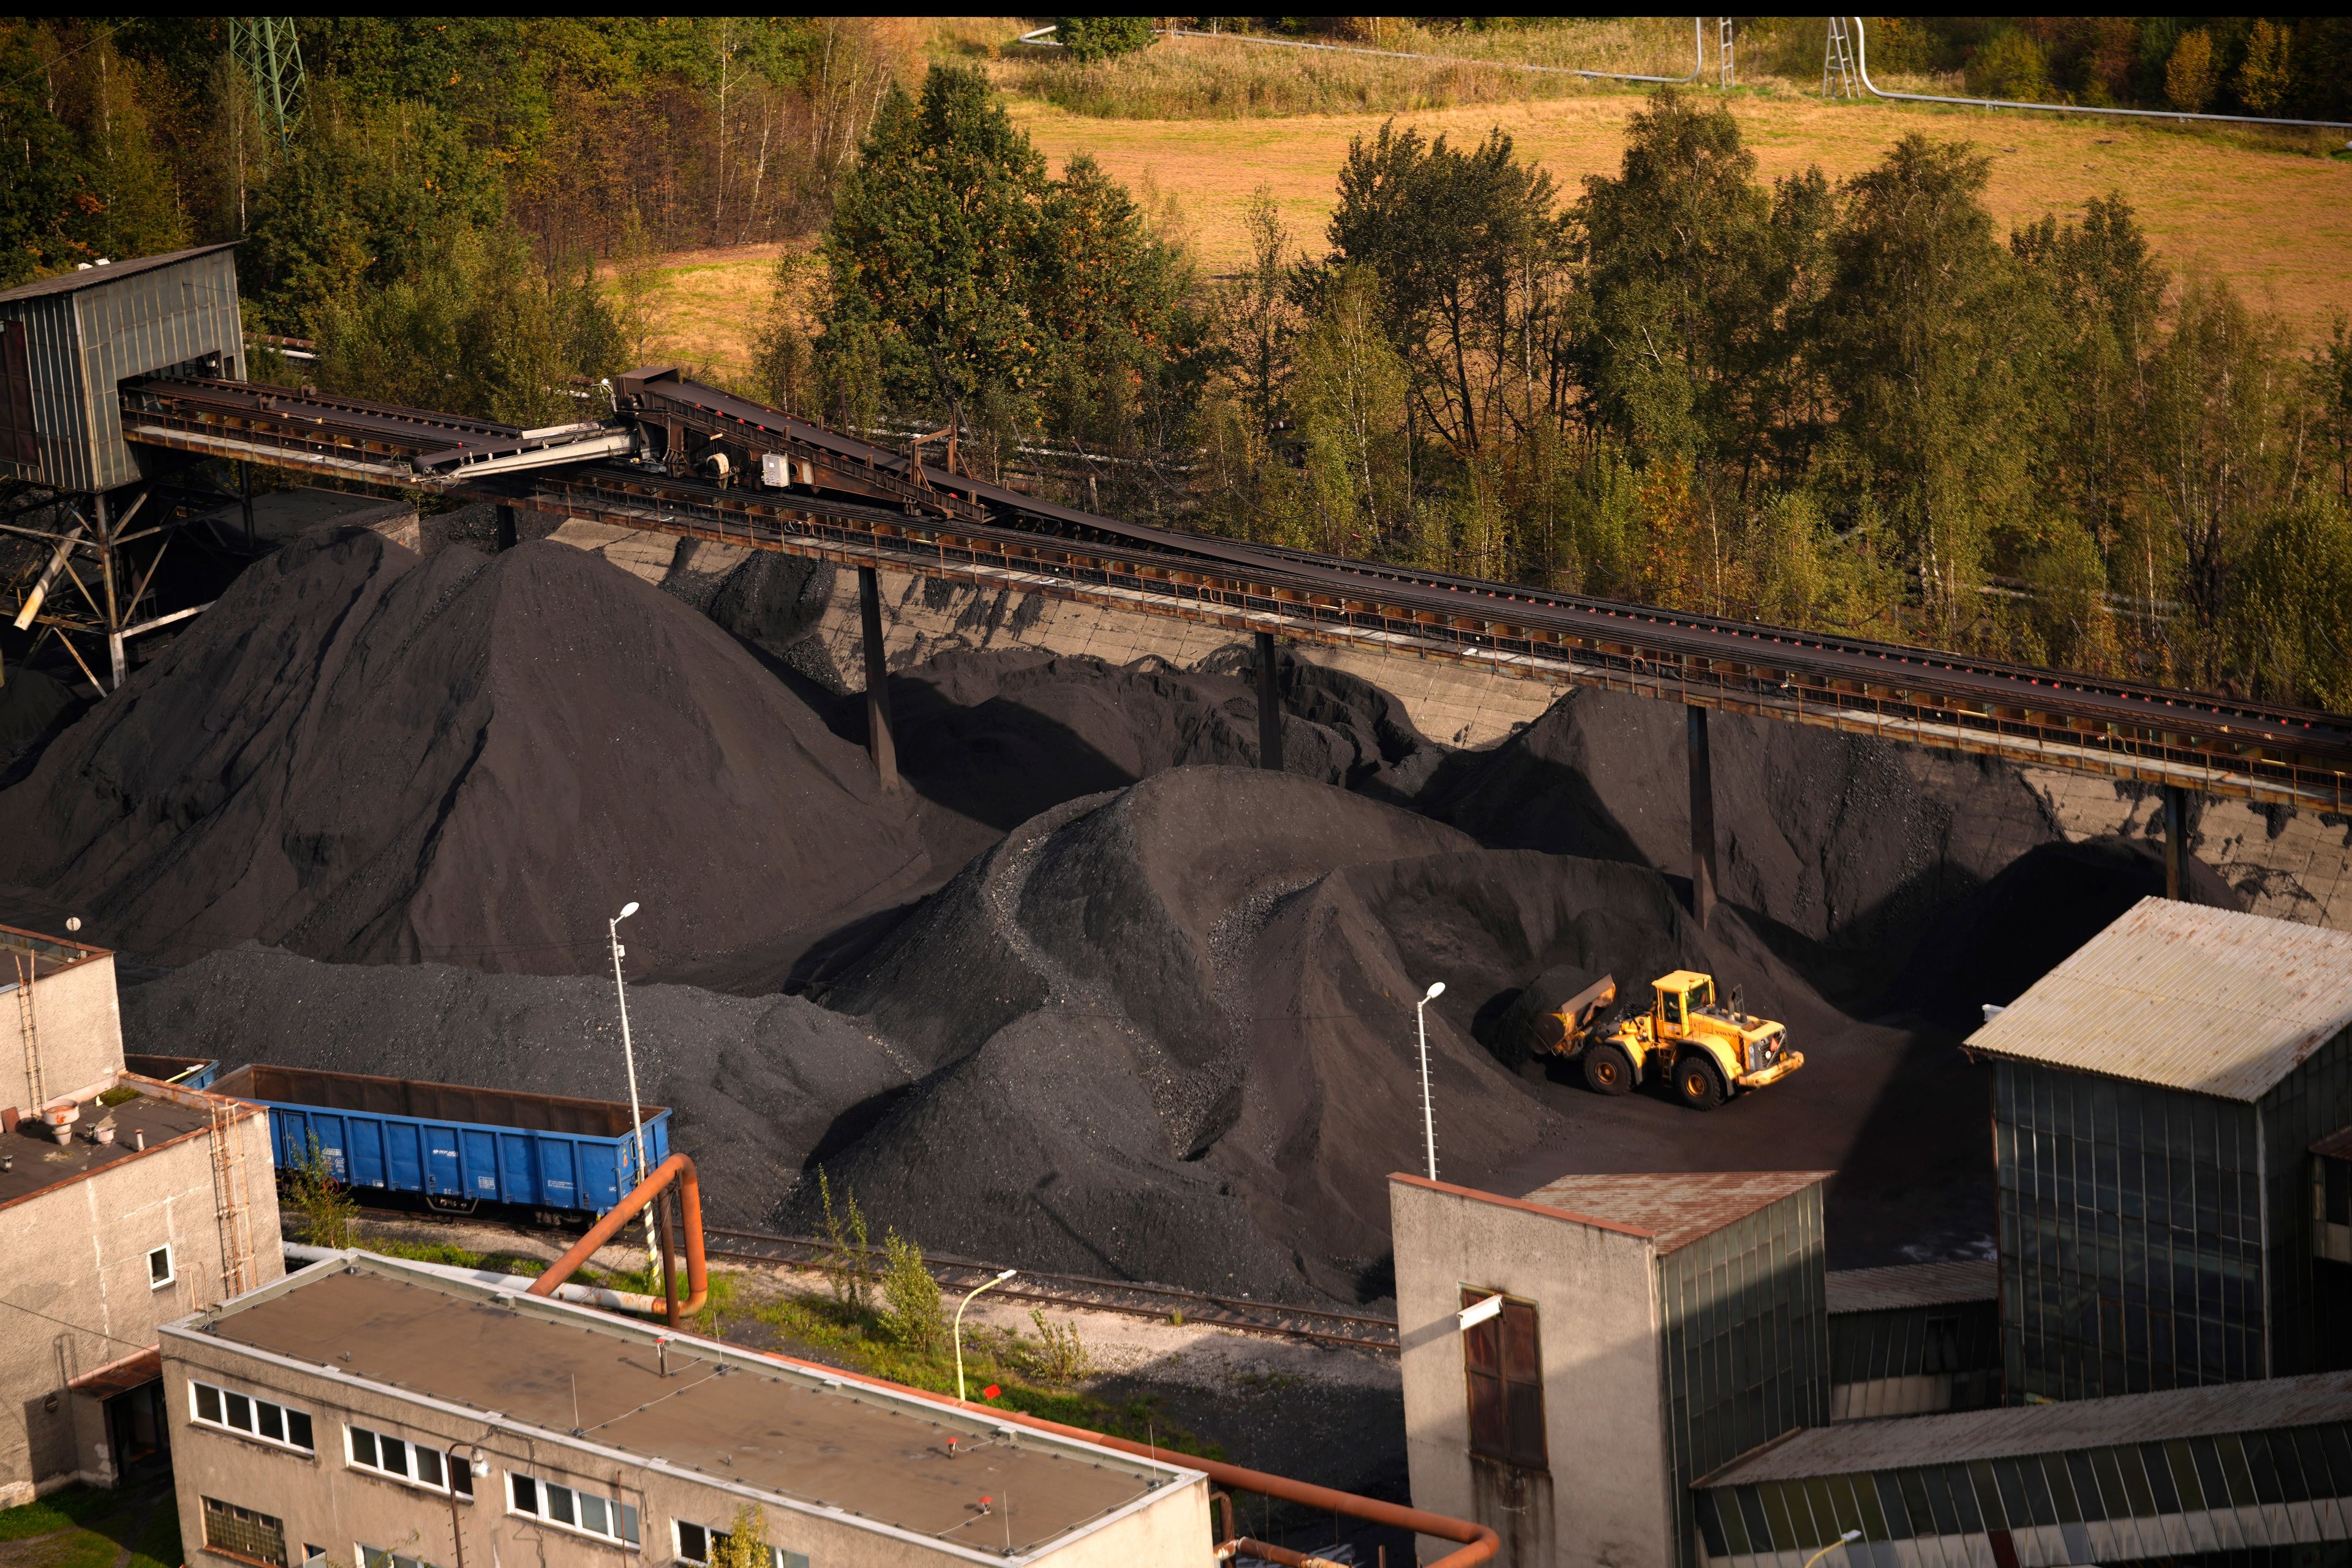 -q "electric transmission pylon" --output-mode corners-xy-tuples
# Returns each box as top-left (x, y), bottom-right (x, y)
(228, 18), (305, 147)
(1822, 16), (1859, 100)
